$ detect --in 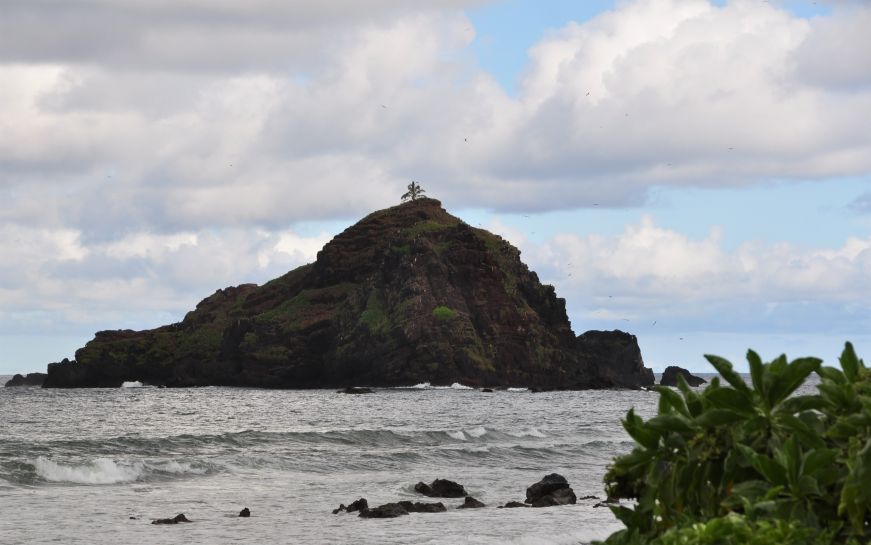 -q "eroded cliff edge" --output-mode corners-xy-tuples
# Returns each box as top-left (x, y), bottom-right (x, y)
(44, 199), (654, 389)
